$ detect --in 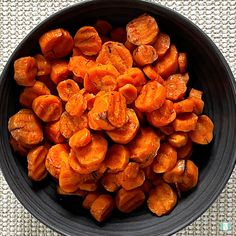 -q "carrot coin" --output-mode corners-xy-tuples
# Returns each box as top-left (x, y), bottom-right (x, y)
(153, 32), (170, 58)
